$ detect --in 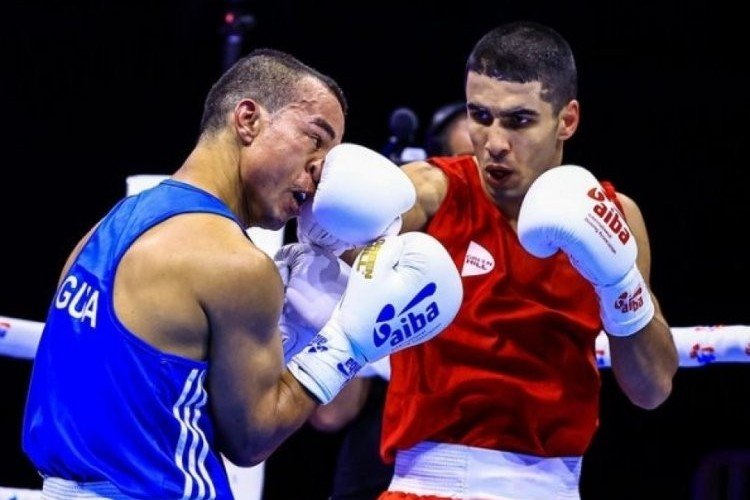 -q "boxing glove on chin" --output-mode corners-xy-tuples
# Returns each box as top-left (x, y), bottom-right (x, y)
(297, 143), (416, 255)
(517, 165), (654, 337)
(288, 232), (462, 404)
